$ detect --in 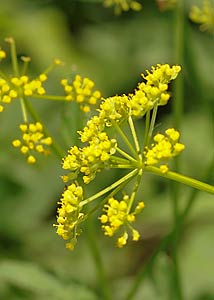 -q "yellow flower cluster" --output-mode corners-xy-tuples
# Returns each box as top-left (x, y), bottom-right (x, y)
(99, 94), (130, 125)
(0, 78), (18, 112)
(13, 74), (47, 96)
(0, 74), (47, 112)
(54, 183), (84, 250)
(61, 75), (101, 112)
(103, 0), (142, 14)
(100, 195), (145, 247)
(57, 64), (183, 249)
(98, 64), (181, 120)
(189, 0), (214, 33)
(130, 64), (181, 117)
(79, 116), (105, 143)
(144, 128), (185, 172)
(10, 74), (47, 96)
(63, 132), (117, 184)
(12, 122), (52, 164)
